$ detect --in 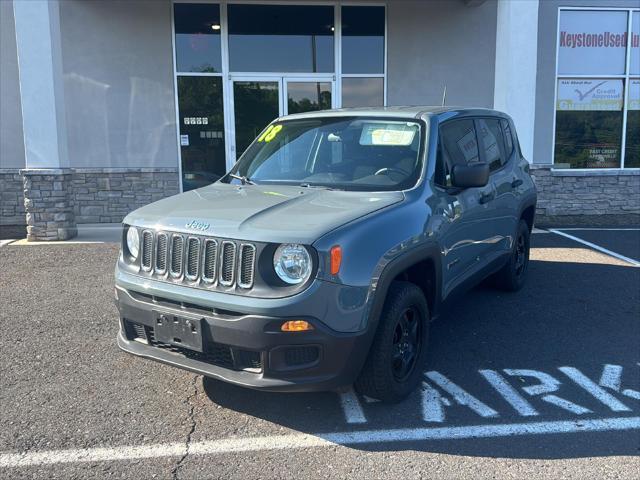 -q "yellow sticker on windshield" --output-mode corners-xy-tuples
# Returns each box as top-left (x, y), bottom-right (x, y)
(370, 128), (415, 146)
(264, 124), (282, 142)
(257, 125), (274, 142)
